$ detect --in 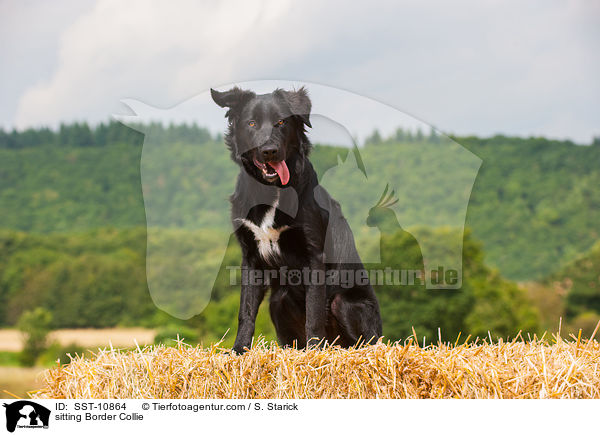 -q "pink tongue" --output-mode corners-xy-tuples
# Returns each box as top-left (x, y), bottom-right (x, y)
(267, 161), (290, 185)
